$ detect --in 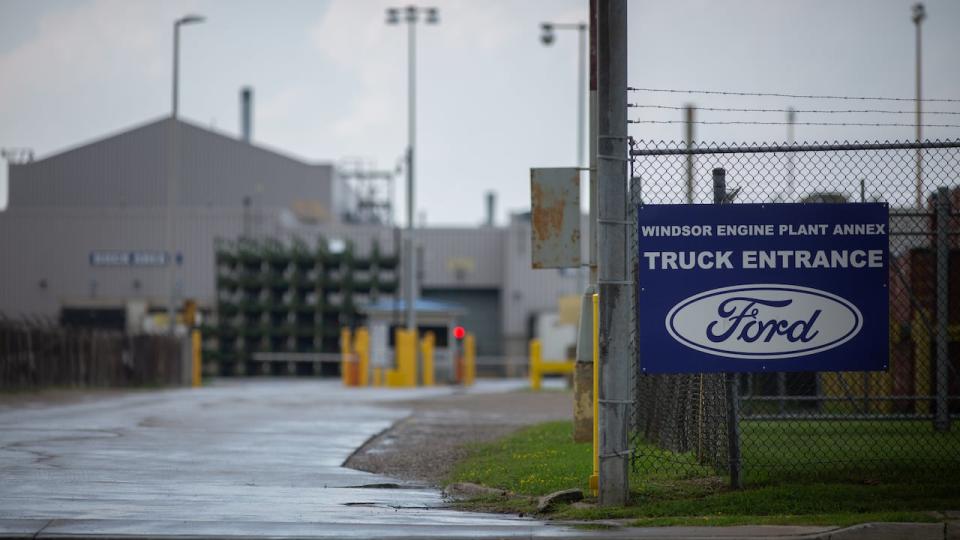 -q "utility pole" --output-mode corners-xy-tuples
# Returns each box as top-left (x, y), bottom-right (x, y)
(596, 0), (629, 506)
